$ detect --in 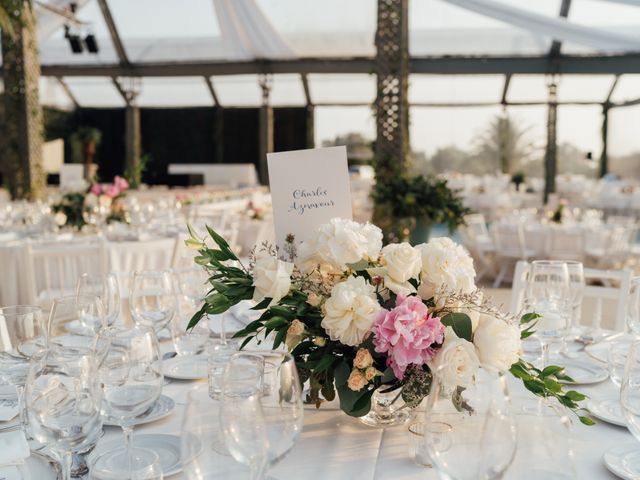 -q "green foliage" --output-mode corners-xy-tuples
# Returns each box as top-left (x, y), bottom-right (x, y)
(124, 153), (150, 190)
(440, 312), (472, 342)
(372, 175), (470, 232)
(51, 192), (85, 230)
(72, 126), (102, 145)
